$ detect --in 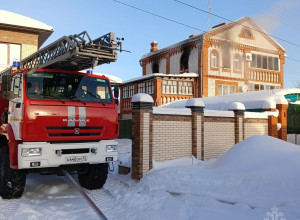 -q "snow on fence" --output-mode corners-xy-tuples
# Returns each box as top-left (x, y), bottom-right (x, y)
(131, 94), (287, 180)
